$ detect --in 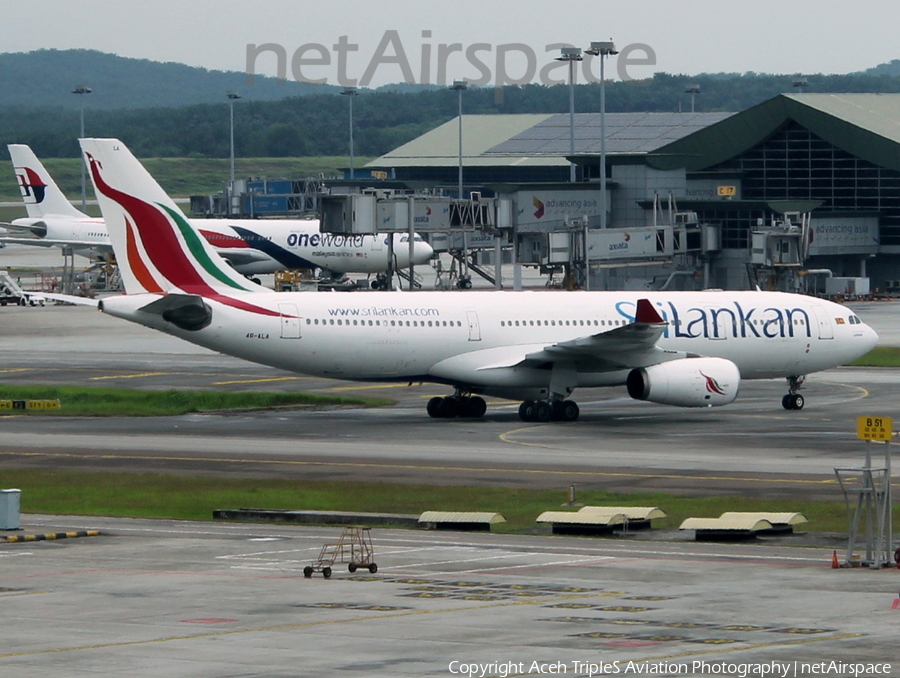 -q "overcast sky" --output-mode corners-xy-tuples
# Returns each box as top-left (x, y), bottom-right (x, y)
(1, 0), (895, 87)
